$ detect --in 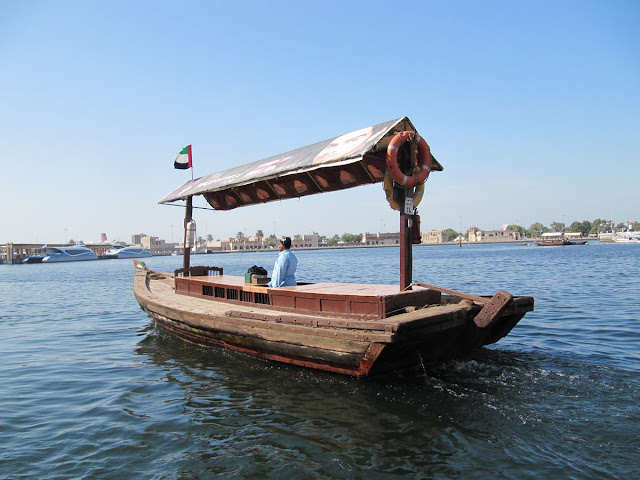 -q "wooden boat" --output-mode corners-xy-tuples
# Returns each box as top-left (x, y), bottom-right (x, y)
(133, 117), (534, 378)
(535, 232), (588, 246)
